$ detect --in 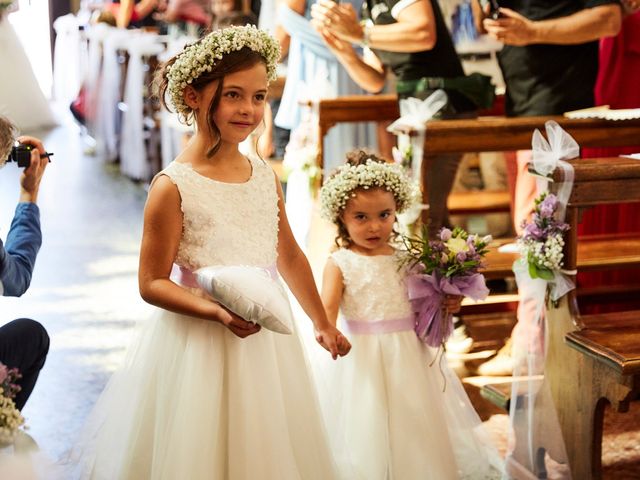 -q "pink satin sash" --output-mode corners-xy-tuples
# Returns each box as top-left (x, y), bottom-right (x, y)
(344, 315), (416, 335)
